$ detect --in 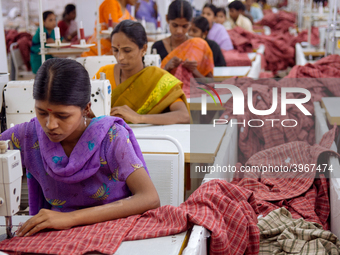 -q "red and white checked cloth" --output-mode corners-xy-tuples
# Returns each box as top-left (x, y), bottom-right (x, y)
(287, 55), (340, 78)
(232, 126), (338, 229)
(220, 77), (340, 163)
(227, 25), (319, 74)
(0, 180), (260, 255)
(256, 11), (296, 32)
(172, 63), (194, 98)
(222, 49), (252, 67)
